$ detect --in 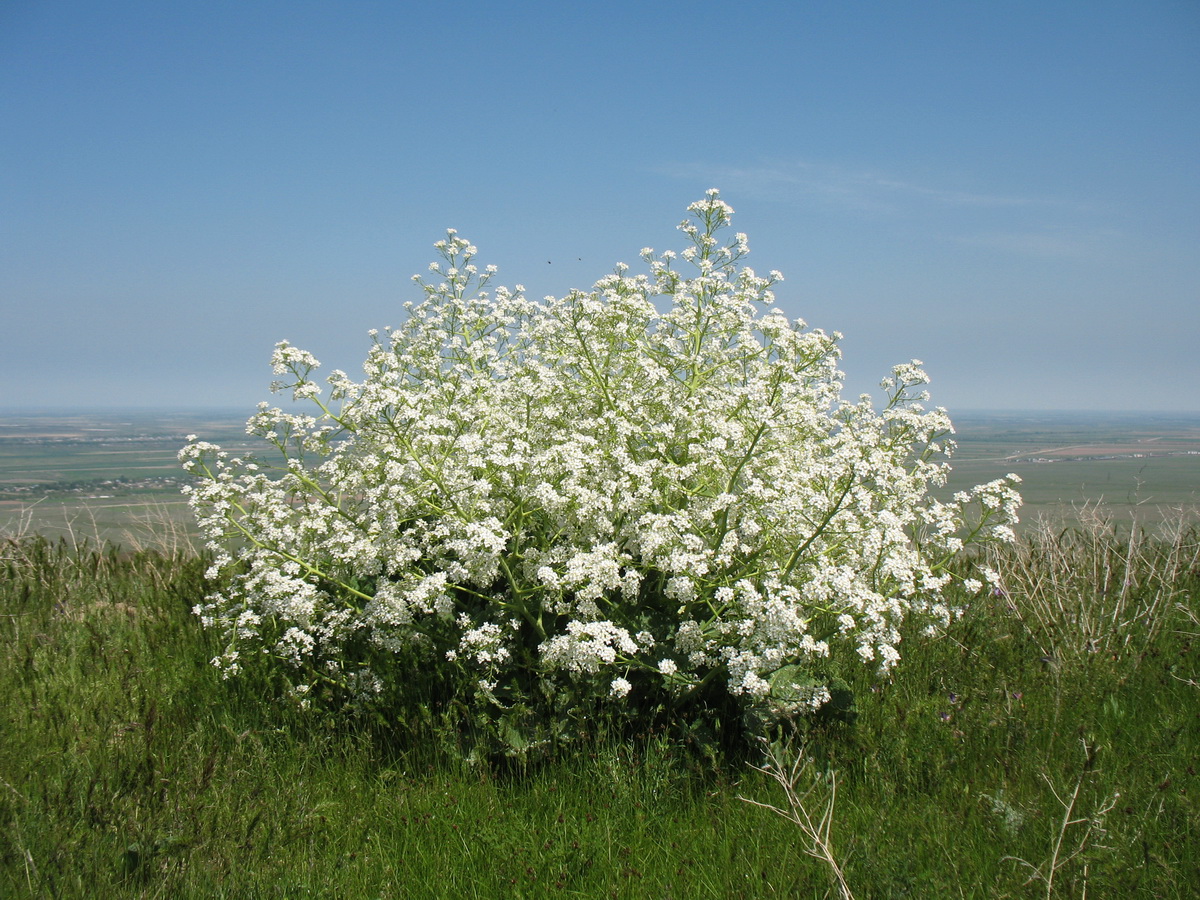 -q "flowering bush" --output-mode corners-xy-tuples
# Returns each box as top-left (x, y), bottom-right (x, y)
(181, 191), (1020, 750)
